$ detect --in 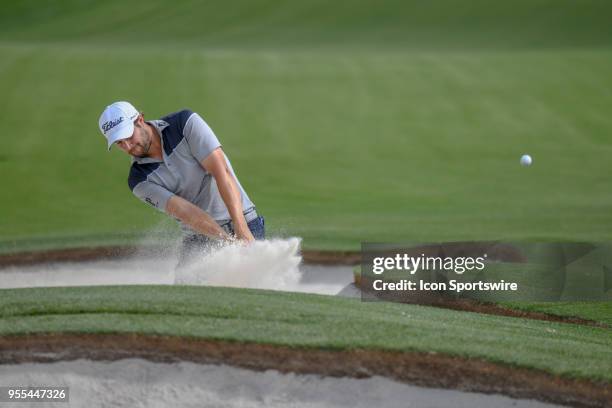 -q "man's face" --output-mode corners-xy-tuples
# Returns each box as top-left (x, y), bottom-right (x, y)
(115, 116), (152, 158)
